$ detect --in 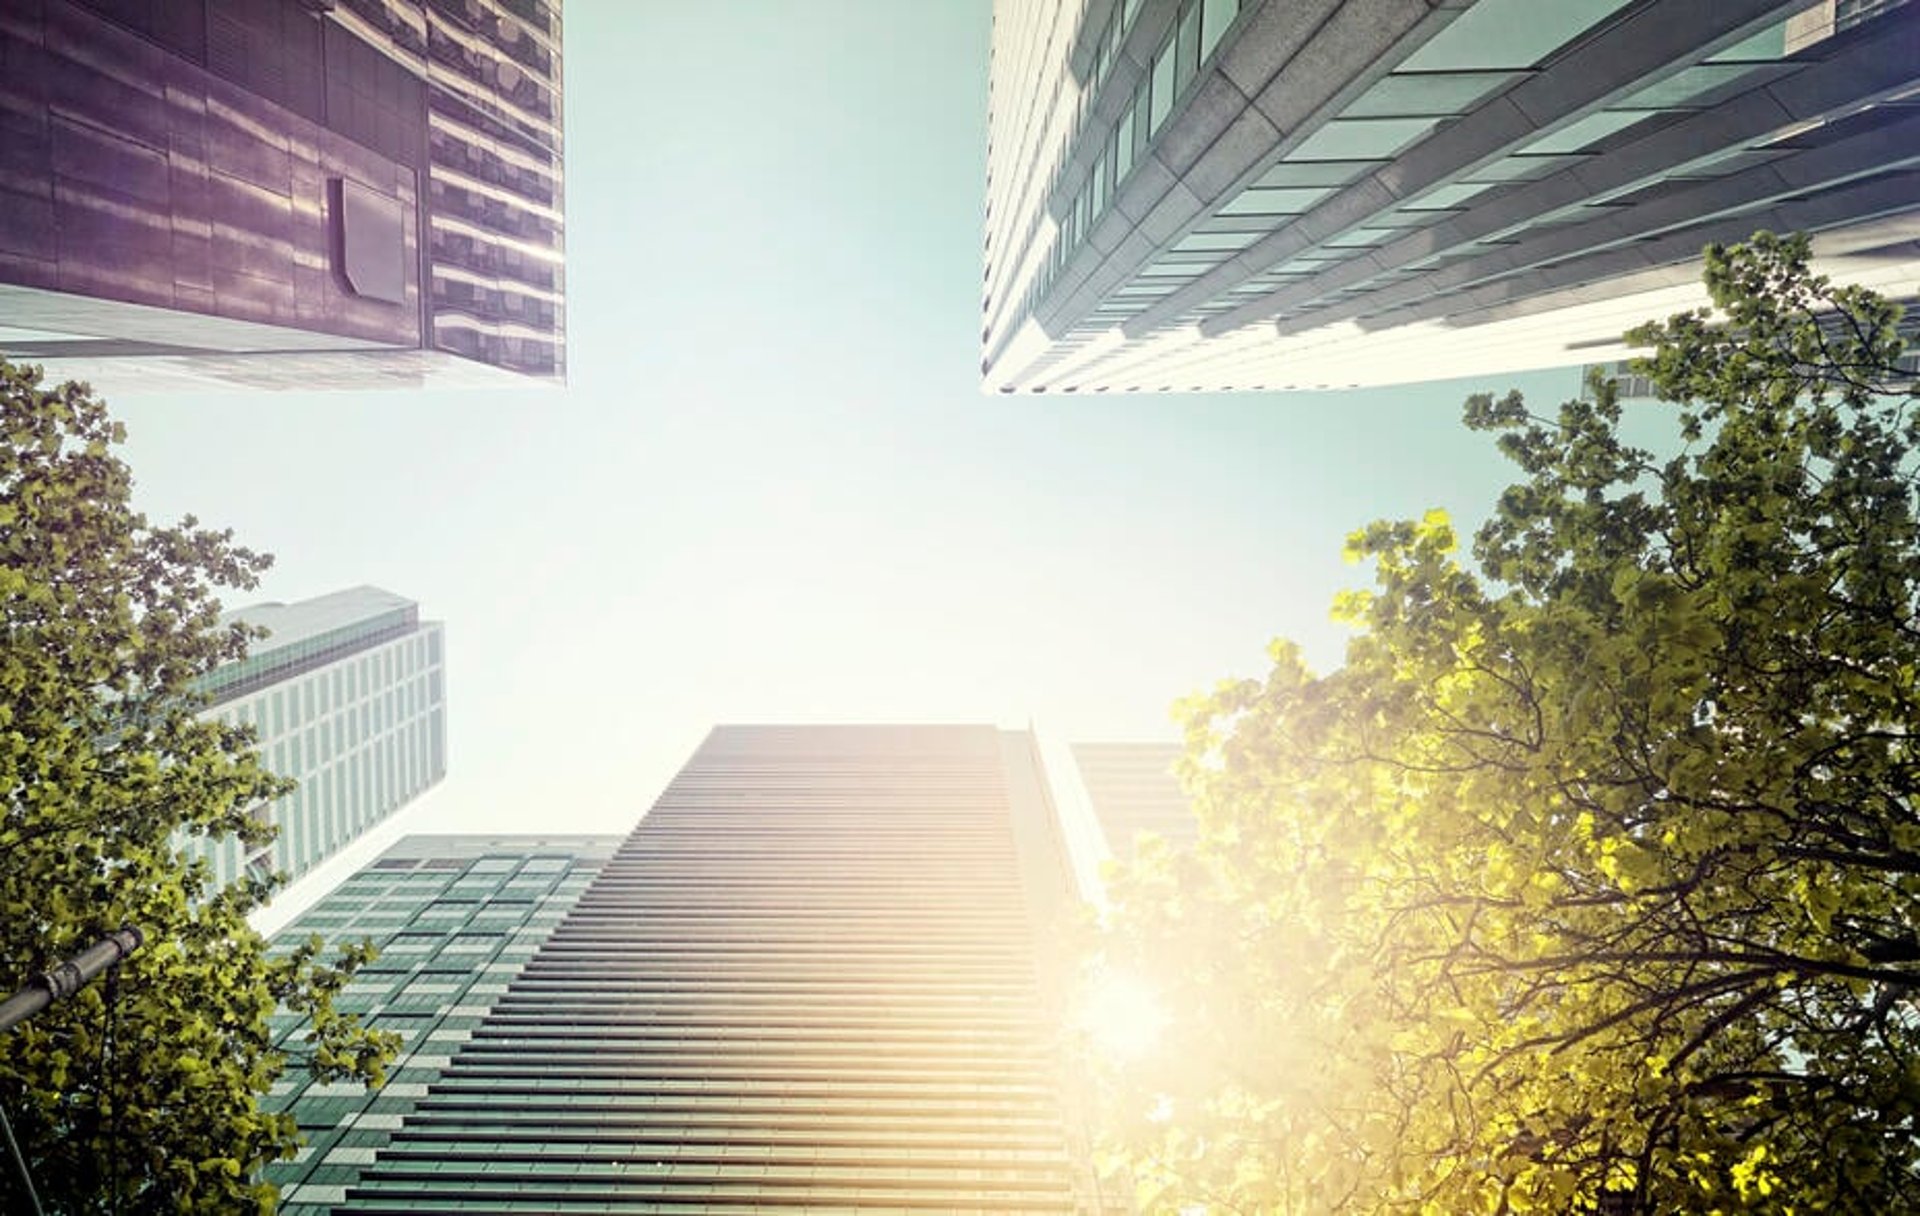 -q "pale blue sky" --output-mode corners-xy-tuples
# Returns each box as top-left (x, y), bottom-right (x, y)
(105, 2), (1581, 906)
